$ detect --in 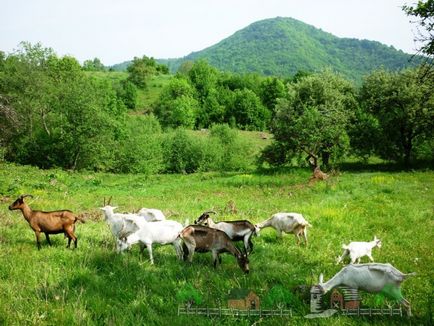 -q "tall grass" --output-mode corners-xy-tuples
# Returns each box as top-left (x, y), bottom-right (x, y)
(0, 162), (433, 325)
